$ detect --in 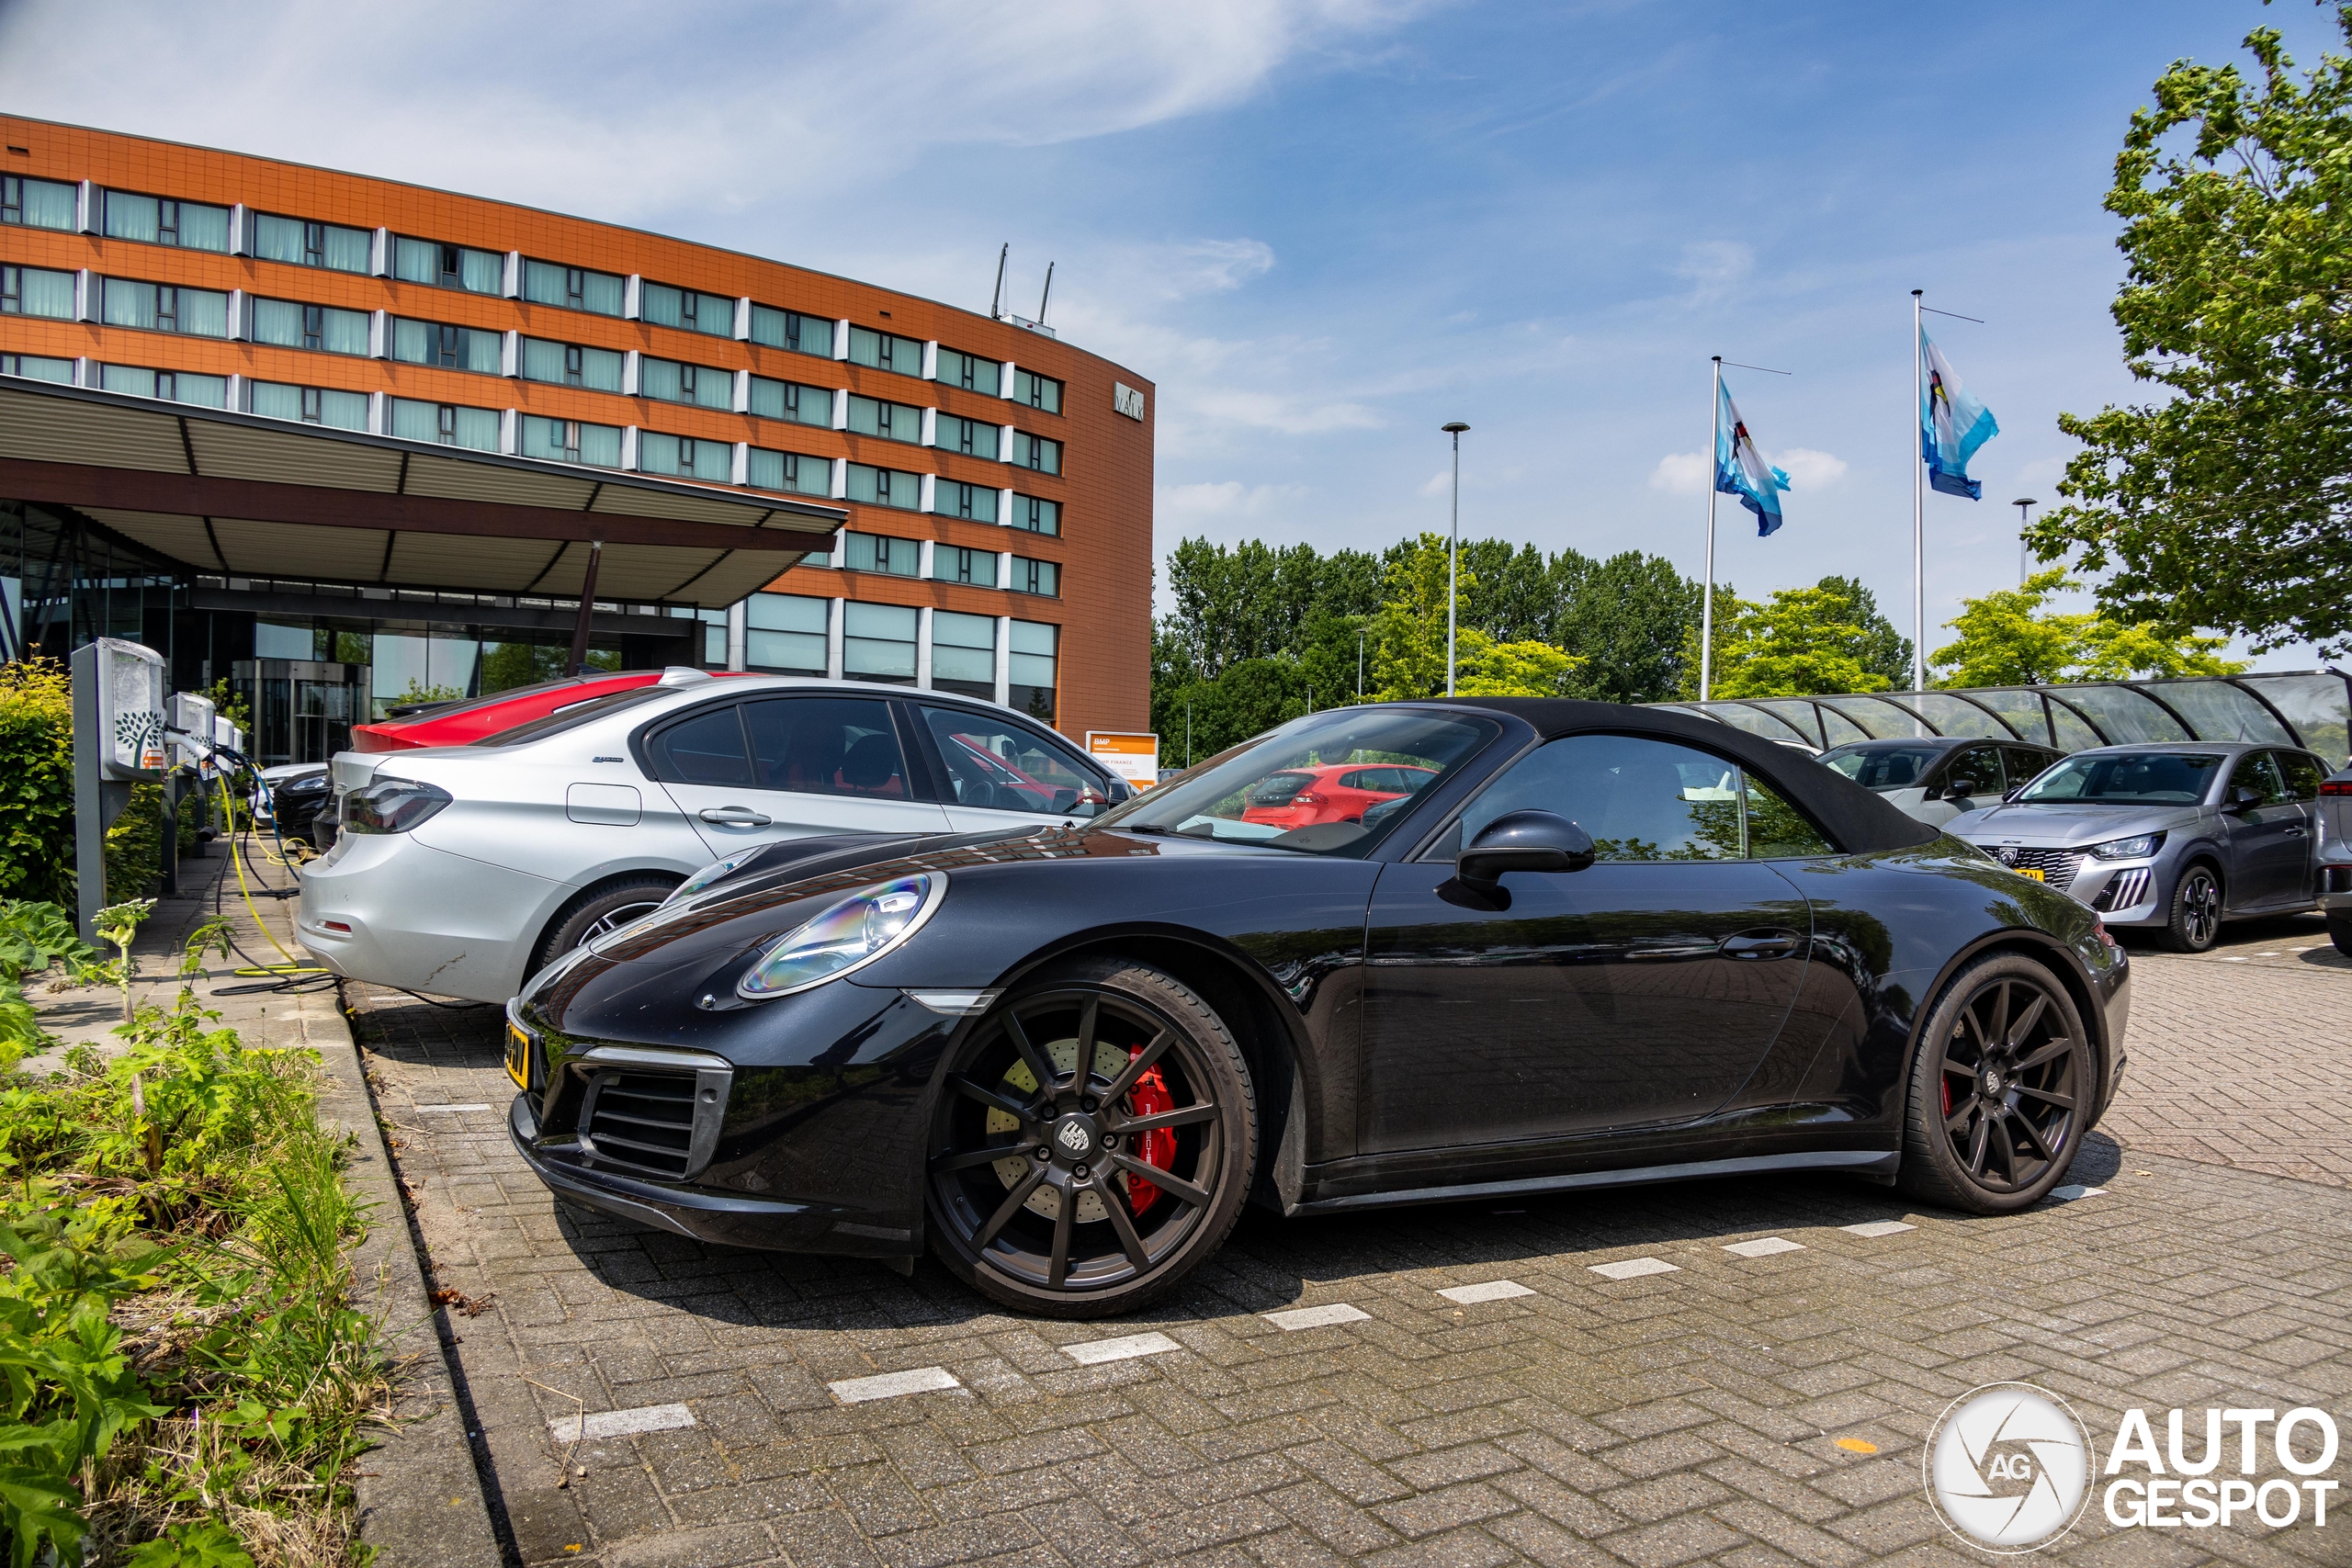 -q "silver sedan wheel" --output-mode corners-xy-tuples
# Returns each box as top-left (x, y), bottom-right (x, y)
(578, 899), (664, 947)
